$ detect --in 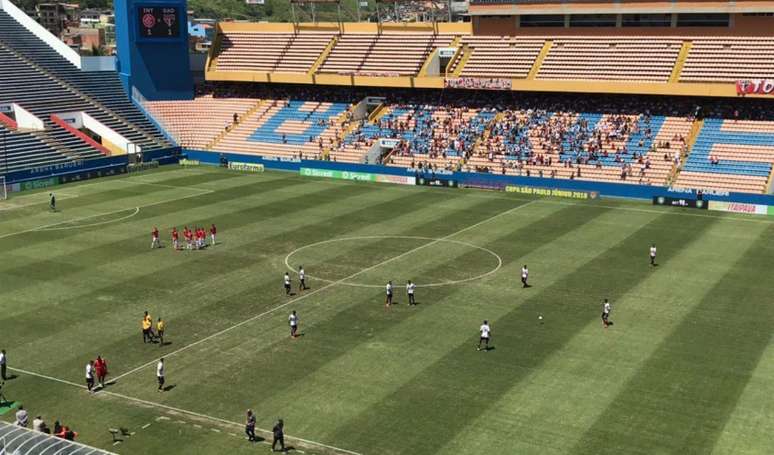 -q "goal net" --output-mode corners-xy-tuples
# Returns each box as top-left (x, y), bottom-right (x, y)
(0, 176), (6, 201)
